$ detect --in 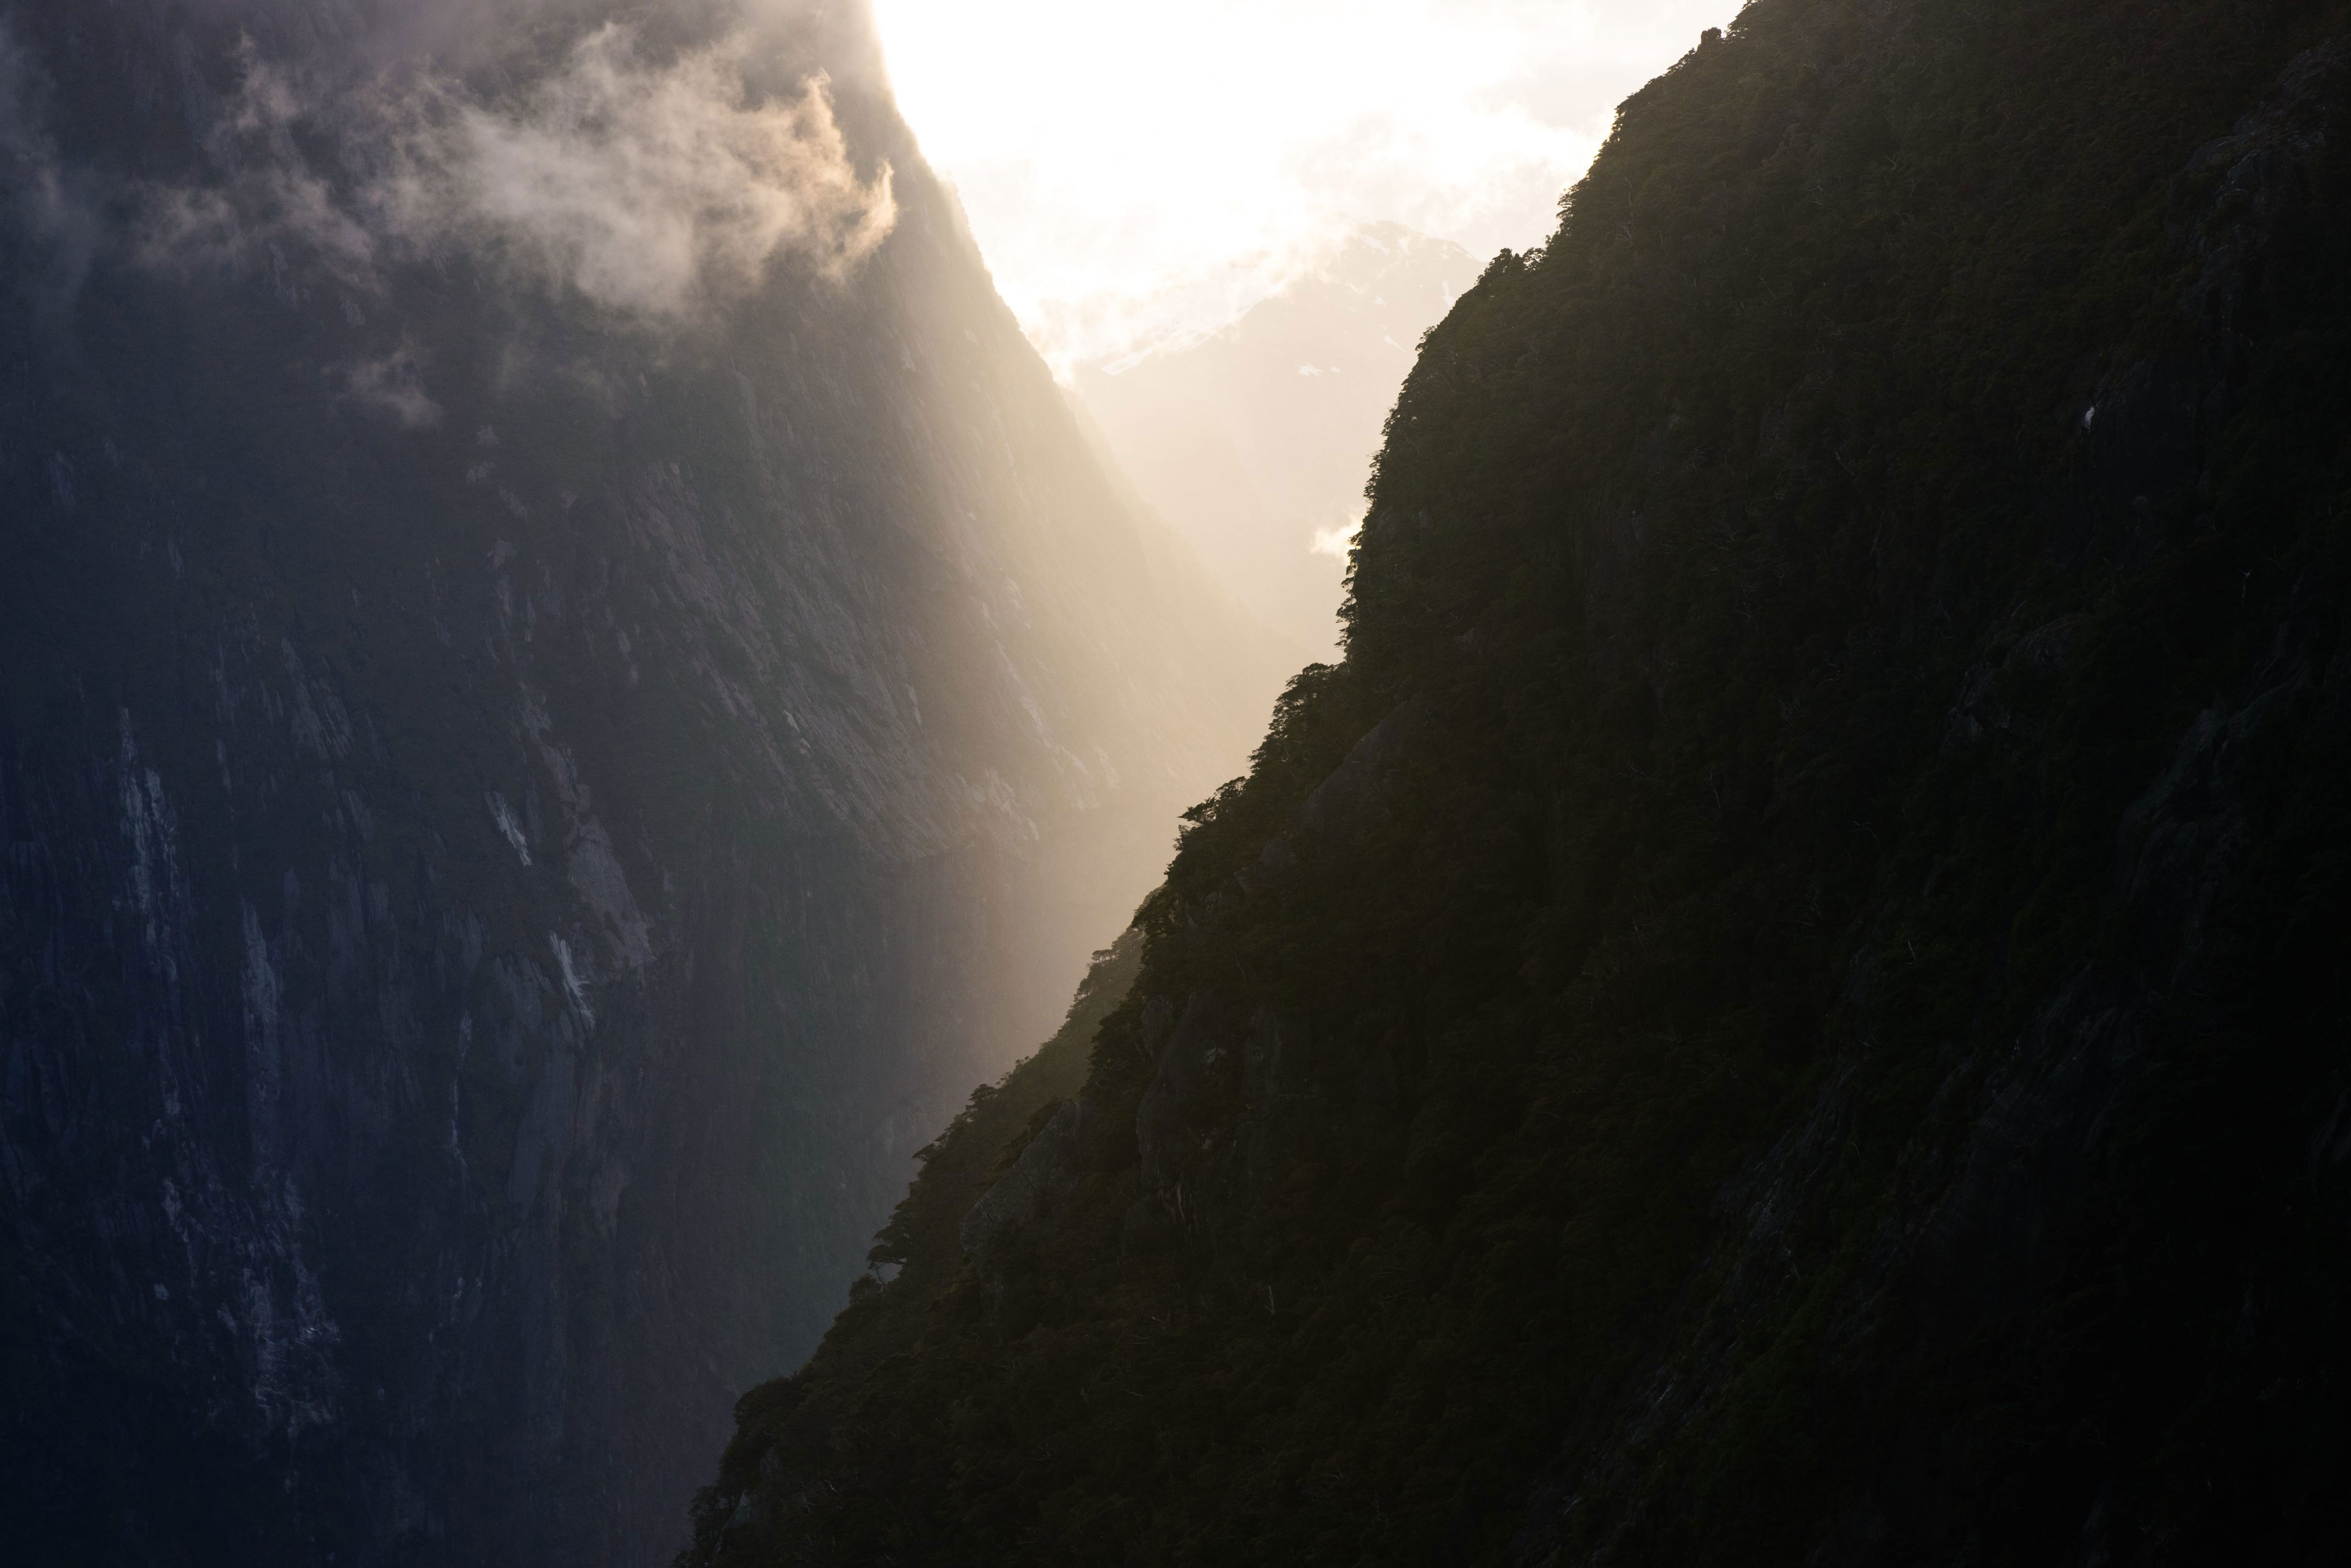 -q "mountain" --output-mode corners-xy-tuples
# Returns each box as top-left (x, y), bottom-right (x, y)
(1071, 224), (1475, 657)
(0, 2), (1290, 1563)
(686, 2), (2351, 1563)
